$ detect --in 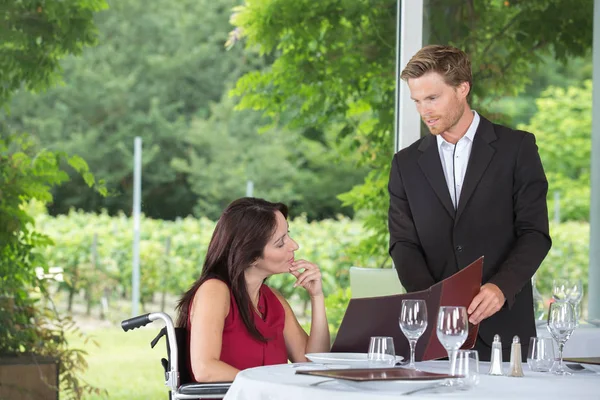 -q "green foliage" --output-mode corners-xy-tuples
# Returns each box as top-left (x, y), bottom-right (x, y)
(0, 0), (108, 105)
(519, 81), (592, 221)
(0, 135), (104, 398)
(4, 0), (264, 219)
(494, 53), (592, 126)
(324, 287), (351, 341)
(172, 93), (367, 220)
(1, 1), (107, 397)
(171, 94), (301, 219)
(230, 0), (593, 264)
(535, 221), (590, 304)
(34, 210), (364, 316)
(35, 210), (592, 338)
(3, 0), (366, 221)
